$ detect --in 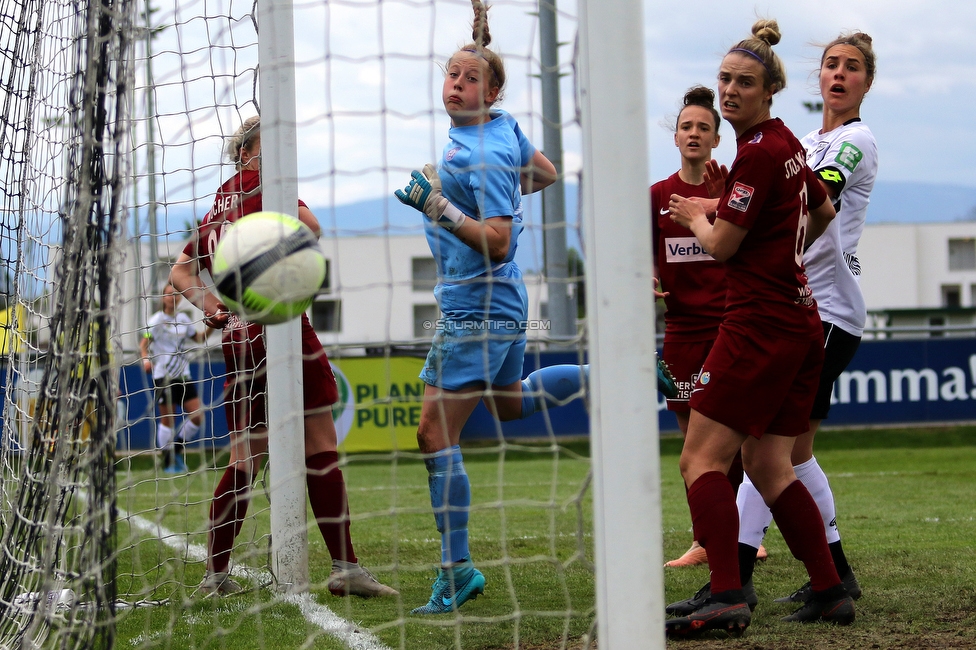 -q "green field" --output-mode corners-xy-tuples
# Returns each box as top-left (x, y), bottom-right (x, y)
(112, 426), (976, 649)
